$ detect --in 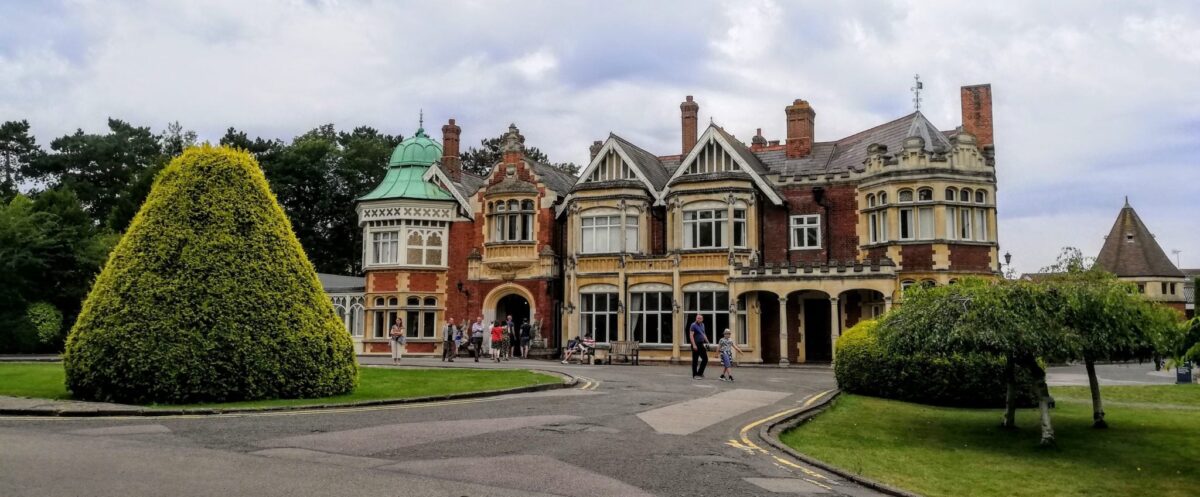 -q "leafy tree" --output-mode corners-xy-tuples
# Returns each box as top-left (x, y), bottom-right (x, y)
(1039, 247), (1182, 428)
(64, 145), (357, 403)
(25, 119), (164, 230)
(459, 134), (579, 177)
(0, 195), (52, 352)
(0, 120), (42, 198)
(879, 278), (1068, 445)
